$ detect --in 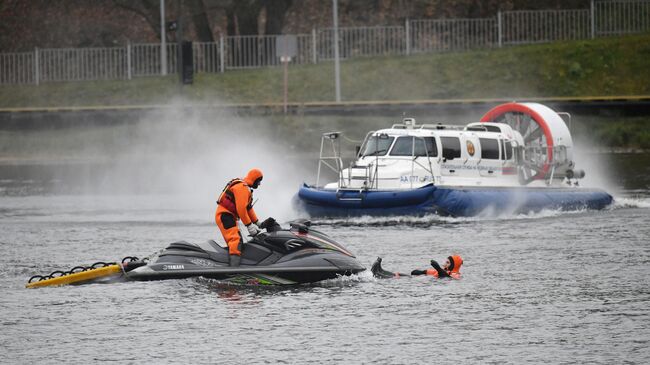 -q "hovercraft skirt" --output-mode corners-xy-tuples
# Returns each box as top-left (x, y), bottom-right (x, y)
(296, 184), (613, 217)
